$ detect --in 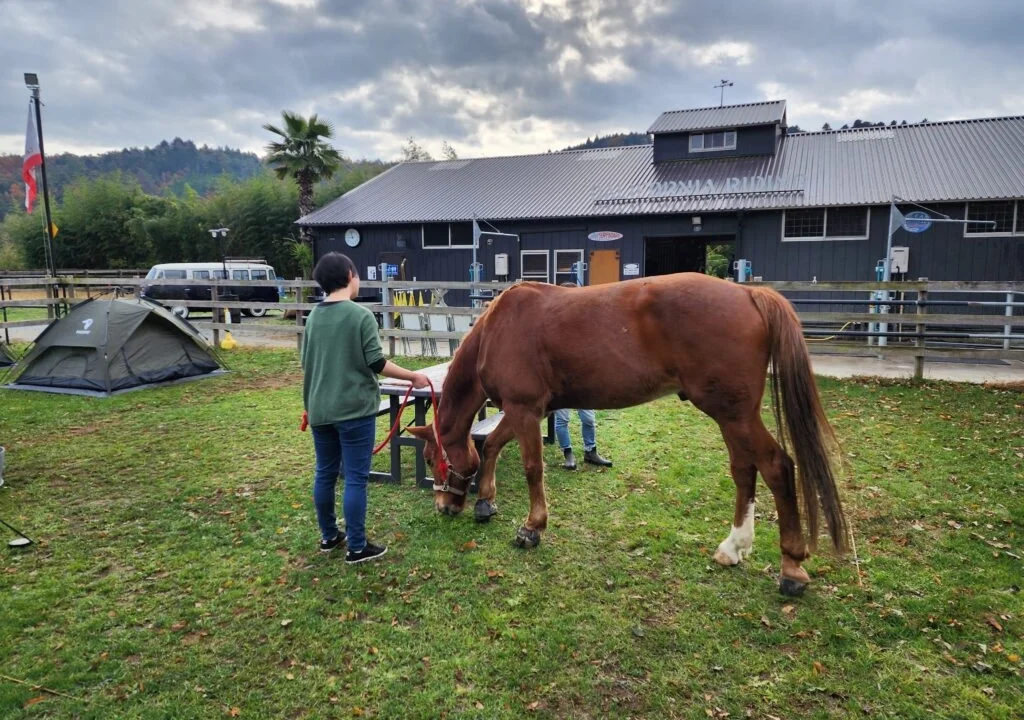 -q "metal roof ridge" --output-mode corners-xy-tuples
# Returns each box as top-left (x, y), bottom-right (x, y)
(656, 99), (786, 116)
(791, 114), (1024, 137)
